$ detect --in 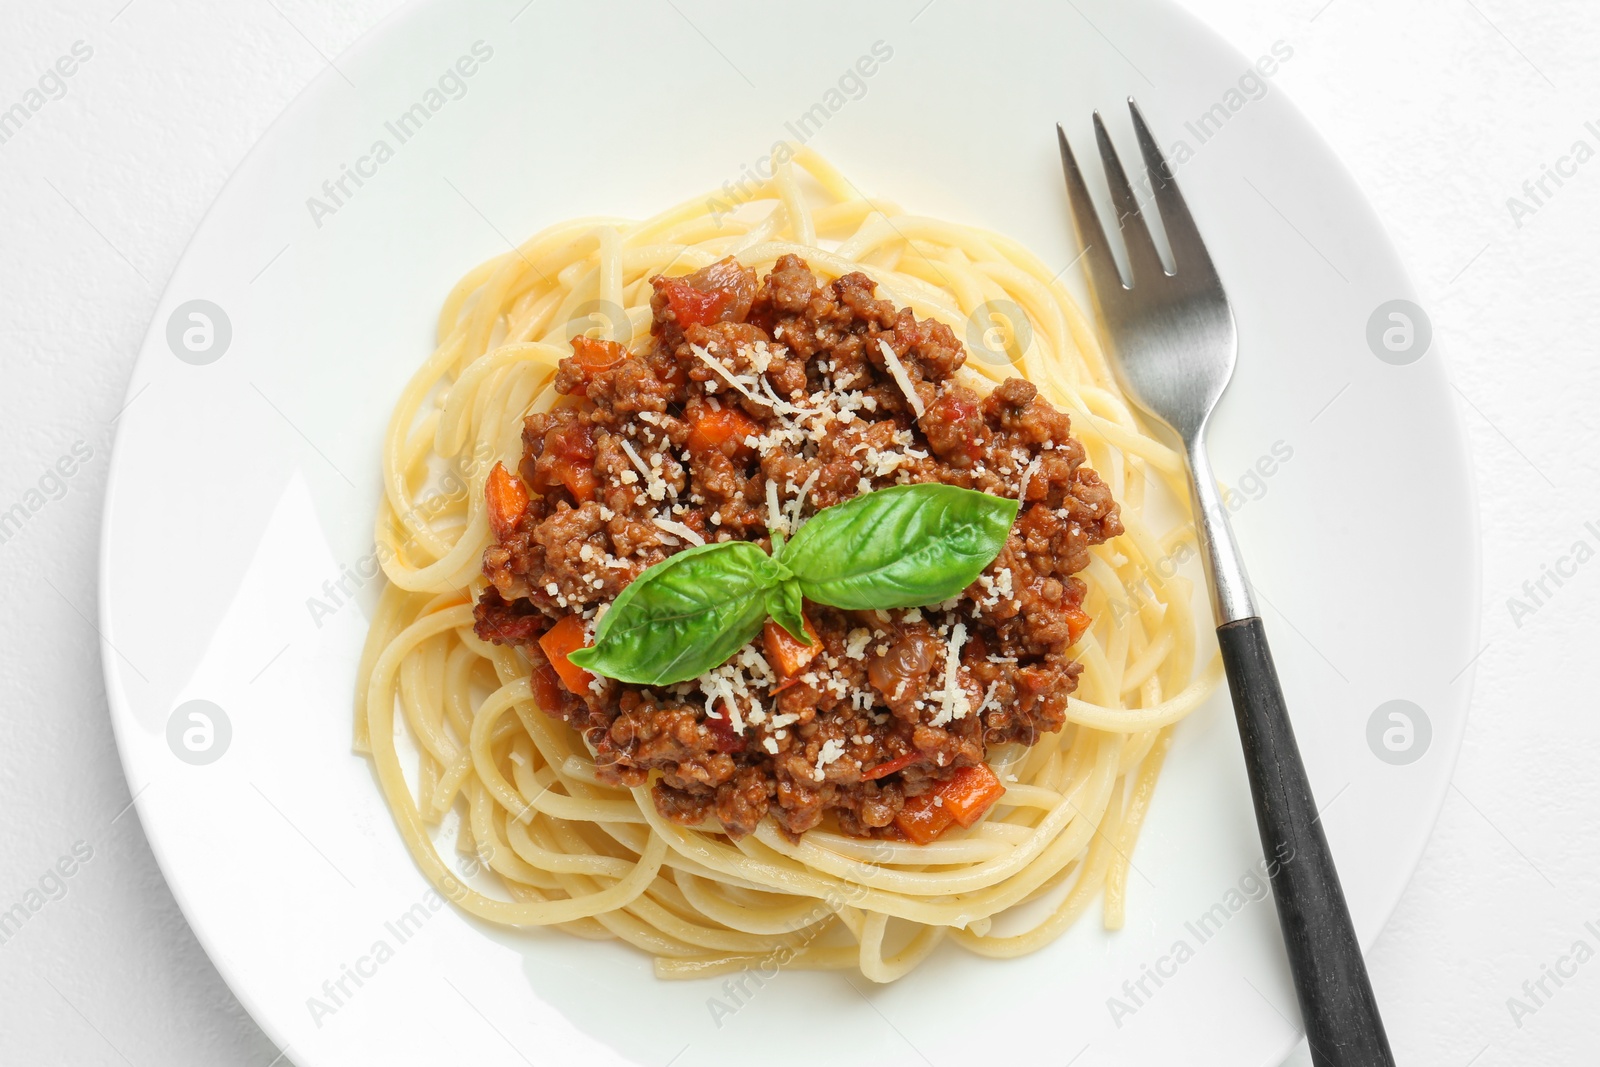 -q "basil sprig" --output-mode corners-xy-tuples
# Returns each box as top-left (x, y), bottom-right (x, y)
(567, 483), (1019, 686)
